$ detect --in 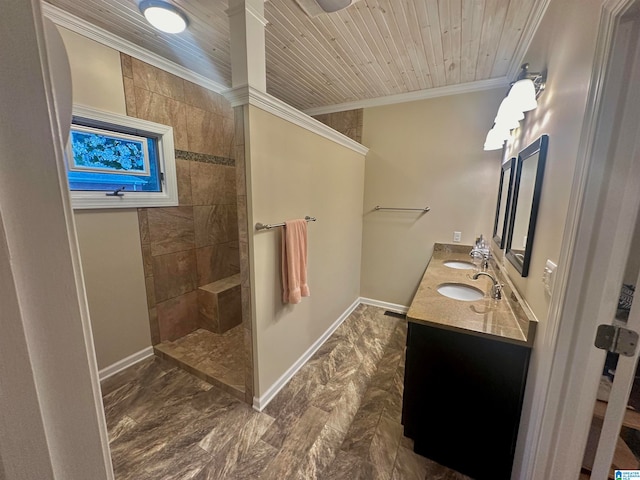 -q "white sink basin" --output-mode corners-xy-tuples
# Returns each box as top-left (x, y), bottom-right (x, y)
(437, 283), (484, 301)
(443, 260), (475, 270)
